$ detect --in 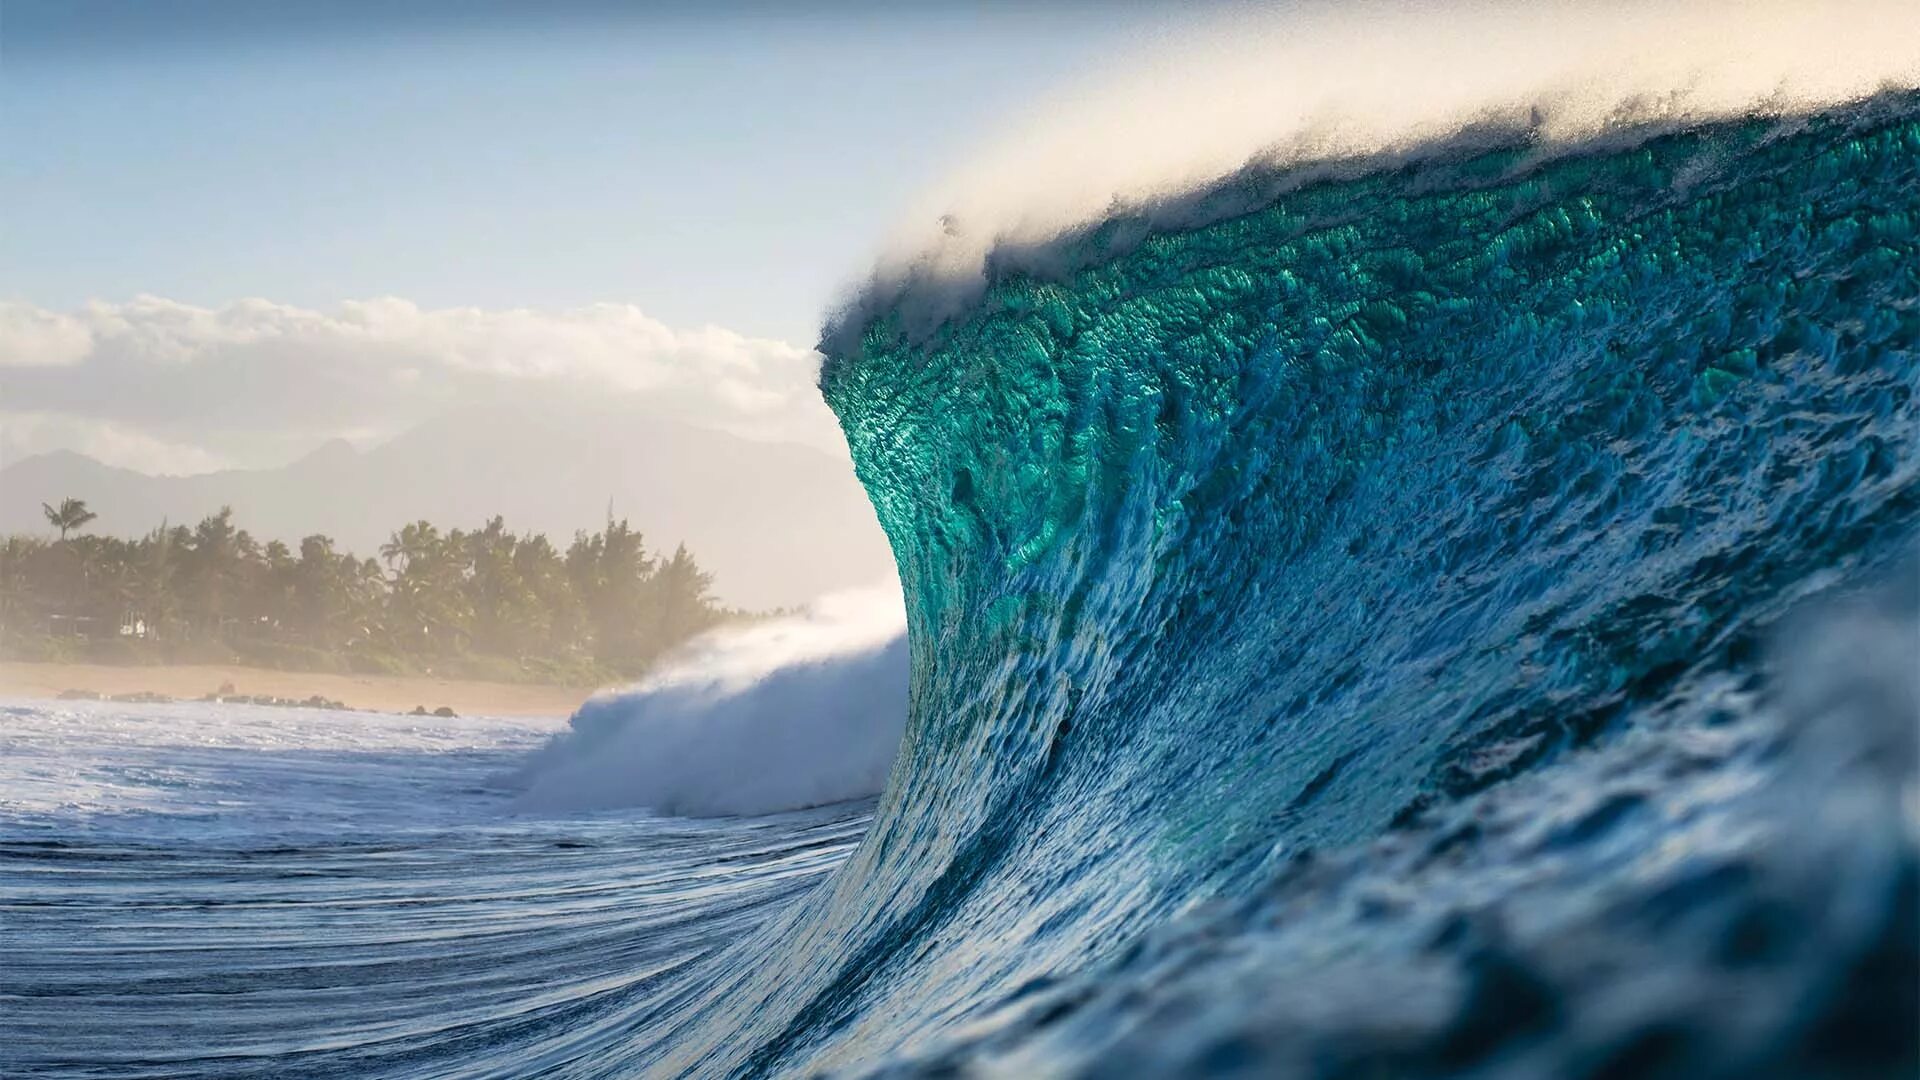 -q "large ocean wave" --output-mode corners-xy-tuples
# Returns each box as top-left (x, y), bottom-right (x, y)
(636, 89), (1920, 1076)
(8, 9), (1920, 1079)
